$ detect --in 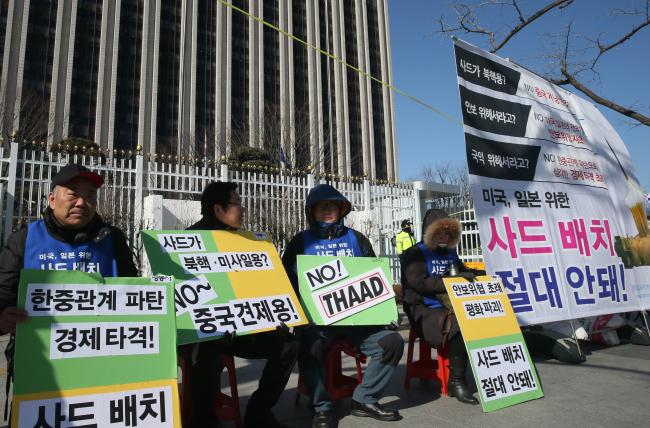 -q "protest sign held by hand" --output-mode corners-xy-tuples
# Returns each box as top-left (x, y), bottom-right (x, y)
(298, 256), (398, 326)
(142, 230), (307, 344)
(13, 270), (180, 428)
